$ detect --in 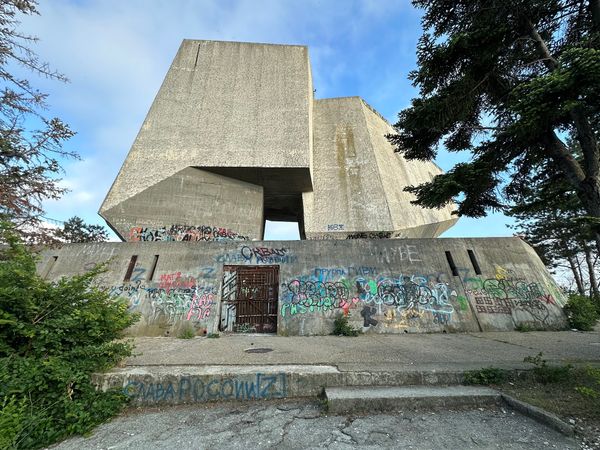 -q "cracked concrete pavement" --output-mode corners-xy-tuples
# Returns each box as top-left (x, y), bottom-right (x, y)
(125, 330), (600, 371)
(53, 400), (578, 449)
